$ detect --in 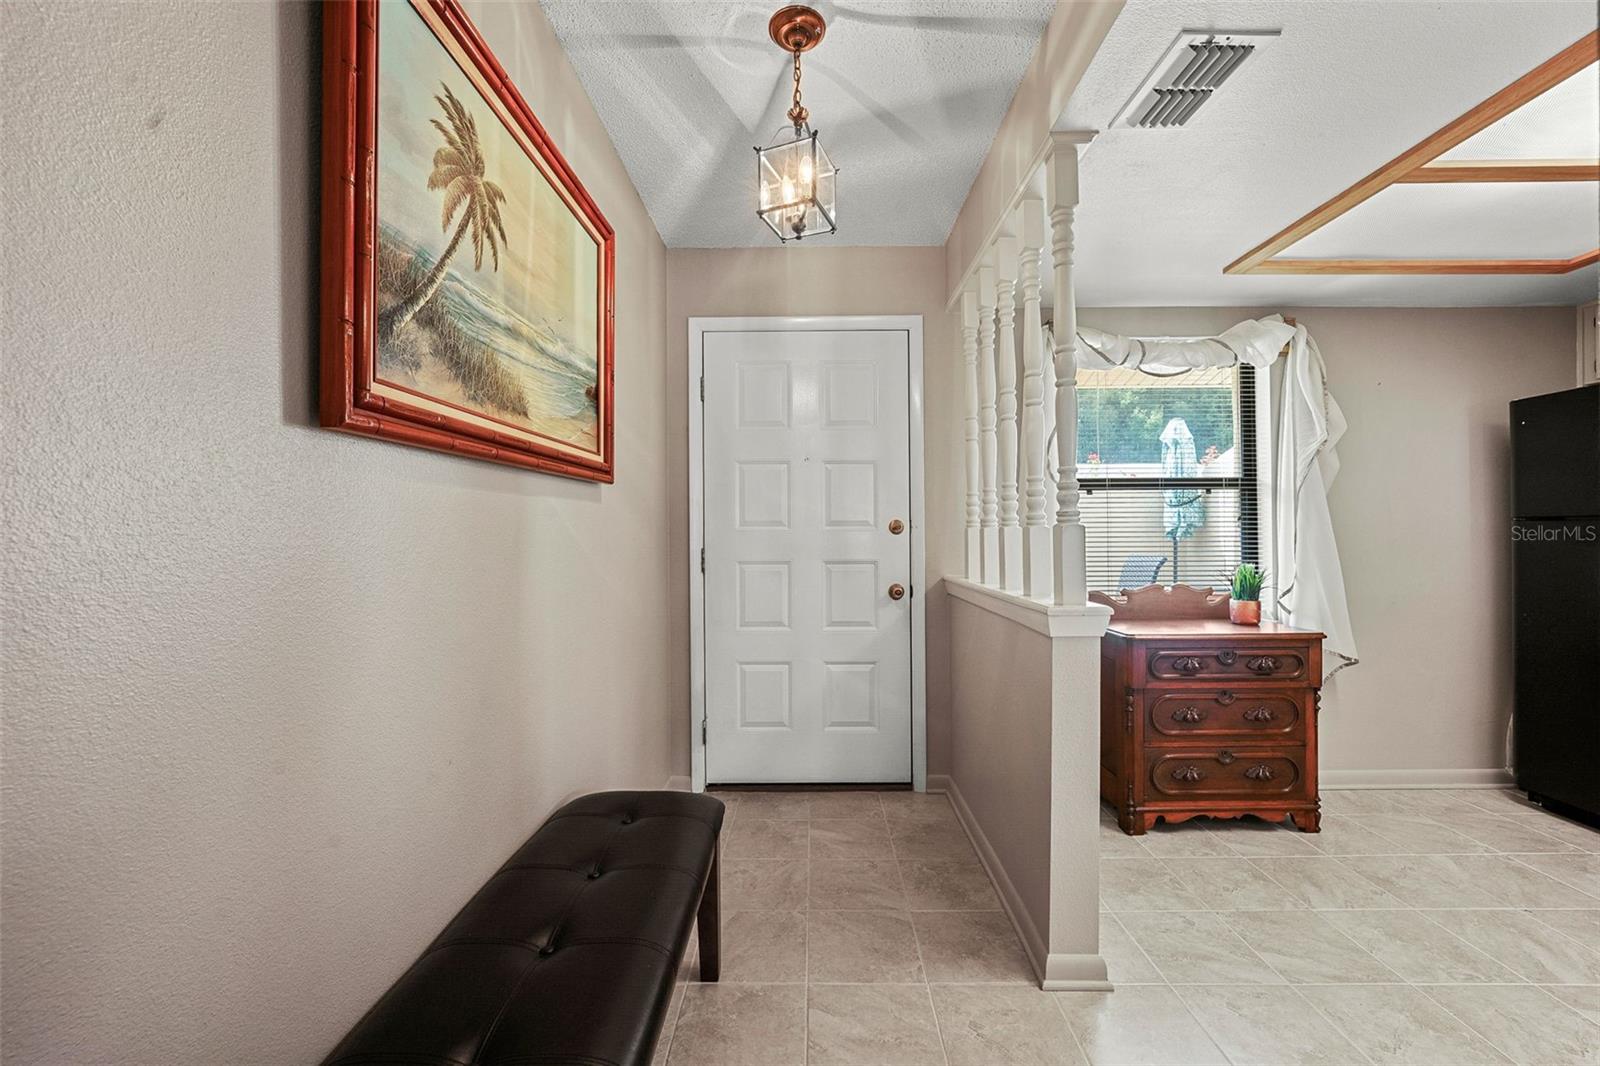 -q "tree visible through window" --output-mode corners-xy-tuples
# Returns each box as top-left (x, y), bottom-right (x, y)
(1076, 364), (1258, 593)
